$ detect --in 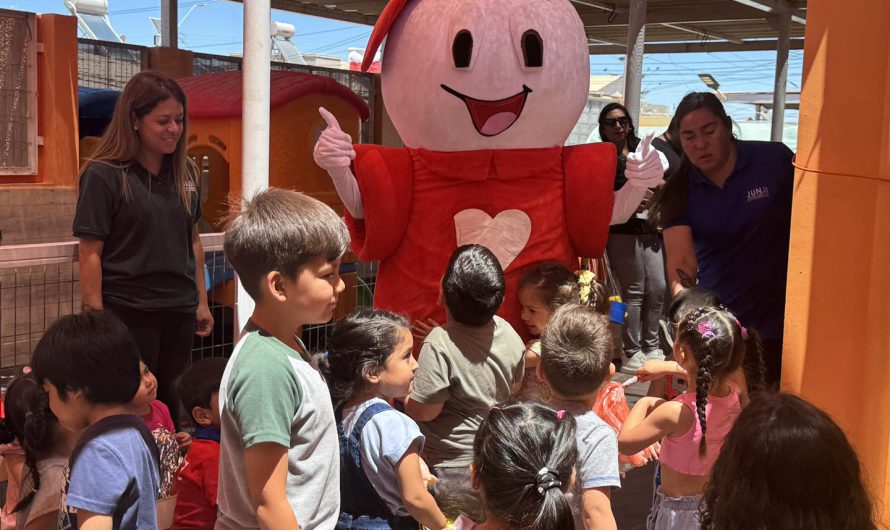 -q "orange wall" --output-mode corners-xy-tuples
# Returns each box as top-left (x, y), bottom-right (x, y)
(785, 0), (890, 524)
(34, 14), (79, 186)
